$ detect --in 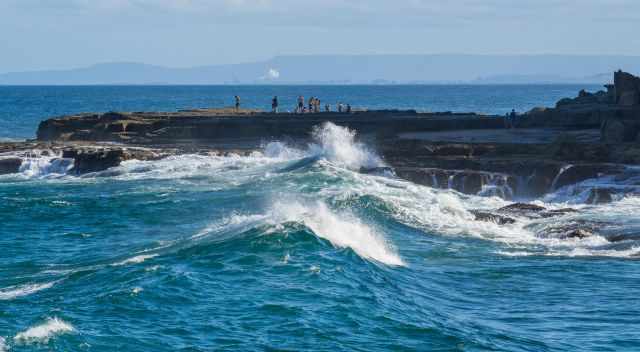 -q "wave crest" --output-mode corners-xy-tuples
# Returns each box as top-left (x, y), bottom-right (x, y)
(14, 317), (74, 345)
